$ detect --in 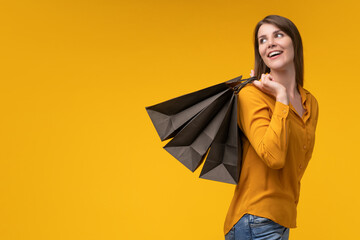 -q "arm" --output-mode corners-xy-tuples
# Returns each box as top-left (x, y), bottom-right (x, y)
(238, 86), (290, 169)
